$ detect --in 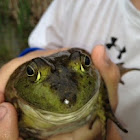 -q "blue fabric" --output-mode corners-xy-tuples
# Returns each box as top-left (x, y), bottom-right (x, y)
(19, 47), (44, 57)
